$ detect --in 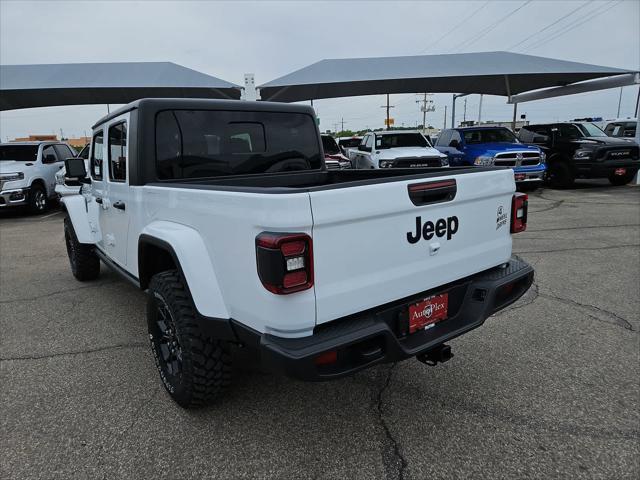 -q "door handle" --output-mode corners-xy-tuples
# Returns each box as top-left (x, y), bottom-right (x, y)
(113, 201), (126, 211)
(95, 197), (103, 204)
